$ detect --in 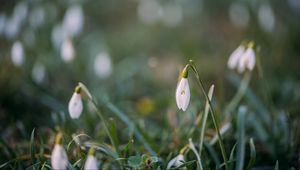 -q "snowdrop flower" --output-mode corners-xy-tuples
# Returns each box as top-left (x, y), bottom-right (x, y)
(228, 42), (256, 73)
(61, 38), (75, 63)
(167, 154), (185, 169)
(68, 85), (83, 119)
(237, 45), (256, 73)
(51, 132), (68, 170)
(84, 147), (99, 170)
(227, 45), (245, 69)
(175, 67), (190, 111)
